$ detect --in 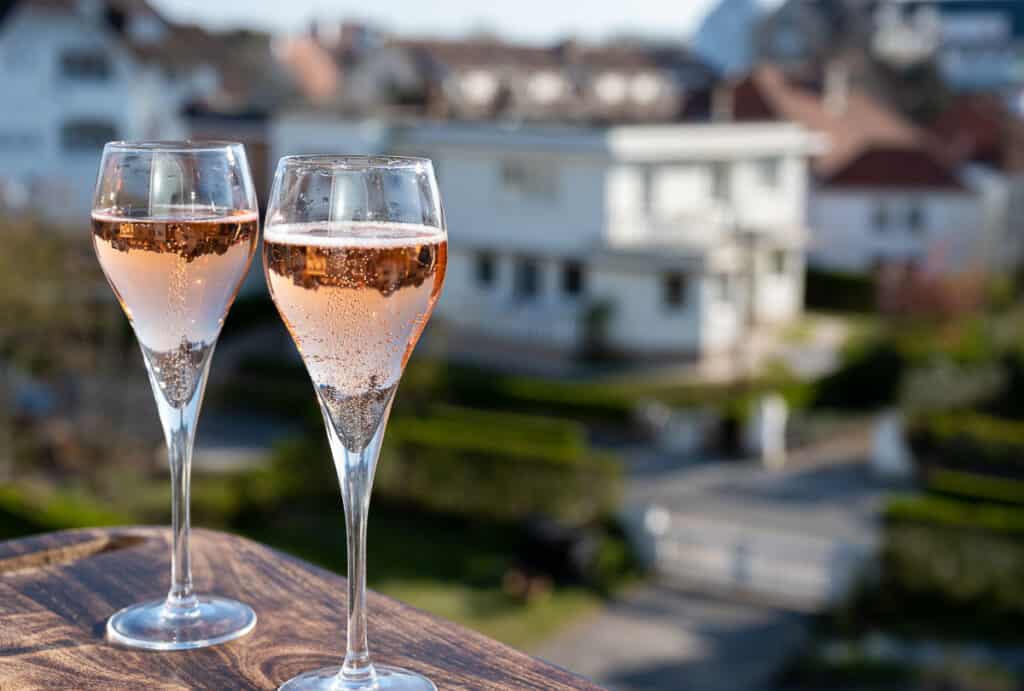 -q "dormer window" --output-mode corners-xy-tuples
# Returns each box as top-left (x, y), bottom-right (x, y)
(528, 71), (564, 104)
(460, 70), (498, 105)
(60, 49), (111, 80)
(595, 72), (627, 105)
(61, 119), (116, 151)
(630, 73), (663, 105)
